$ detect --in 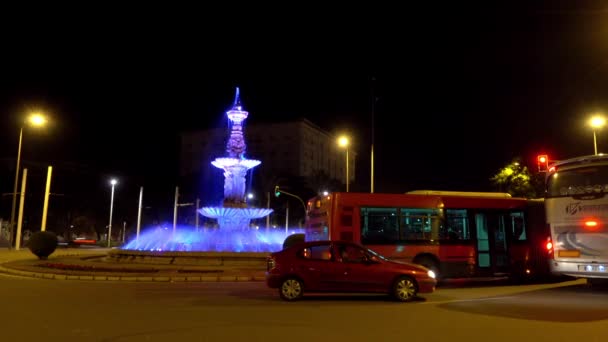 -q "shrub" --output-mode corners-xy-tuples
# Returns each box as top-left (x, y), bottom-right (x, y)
(27, 231), (58, 260)
(283, 233), (305, 250)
